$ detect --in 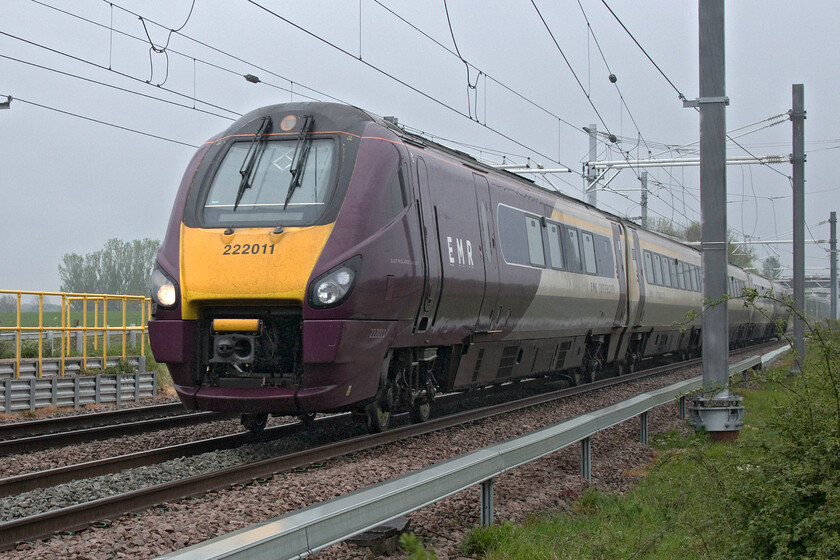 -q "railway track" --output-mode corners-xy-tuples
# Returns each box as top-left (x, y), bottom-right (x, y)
(0, 408), (231, 456)
(0, 402), (187, 441)
(0, 346), (781, 551)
